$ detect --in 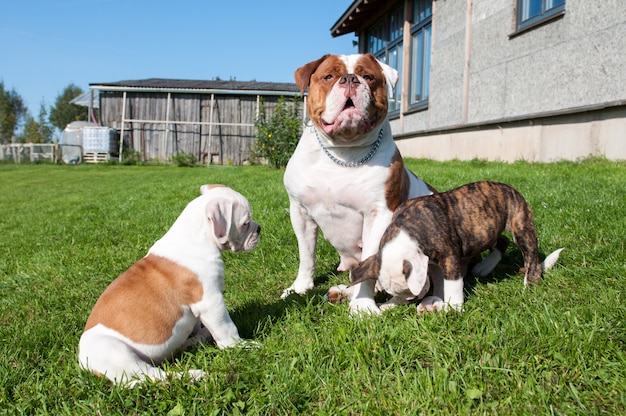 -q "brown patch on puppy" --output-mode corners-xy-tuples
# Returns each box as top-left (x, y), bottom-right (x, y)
(84, 254), (203, 345)
(350, 253), (382, 286)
